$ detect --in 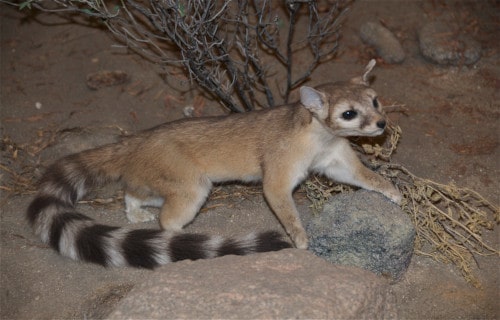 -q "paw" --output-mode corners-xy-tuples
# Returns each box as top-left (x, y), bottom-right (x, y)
(126, 208), (157, 223)
(385, 187), (403, 205)
(292, 231), (309, 249)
